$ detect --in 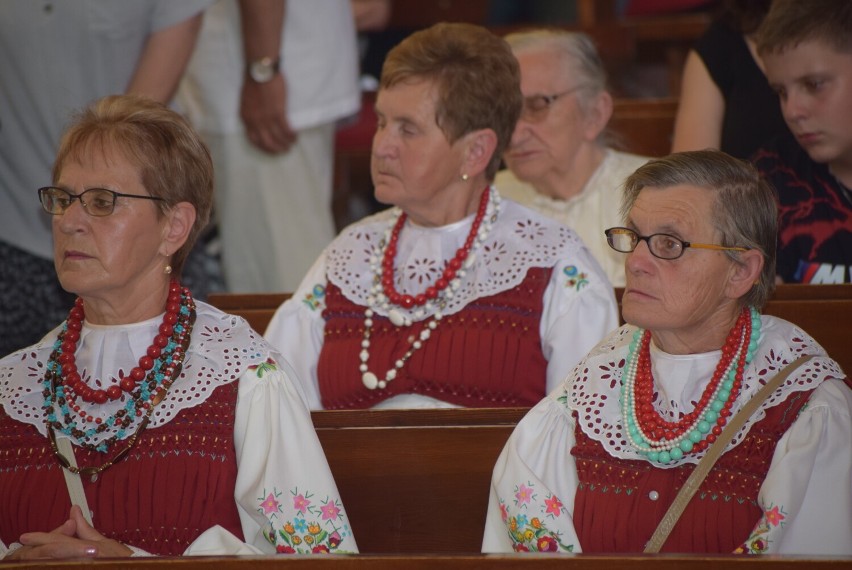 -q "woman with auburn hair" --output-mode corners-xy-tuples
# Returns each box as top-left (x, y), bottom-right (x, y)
(0, 95), (356, 559)
(265, 23), (618, 410)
